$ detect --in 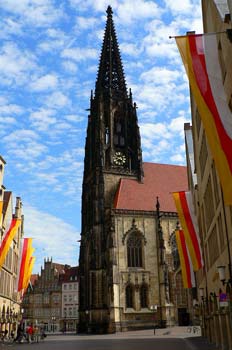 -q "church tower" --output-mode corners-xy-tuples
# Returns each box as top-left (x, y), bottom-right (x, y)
(79, 6), (143, 333)
(79, 6), (188, 334)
